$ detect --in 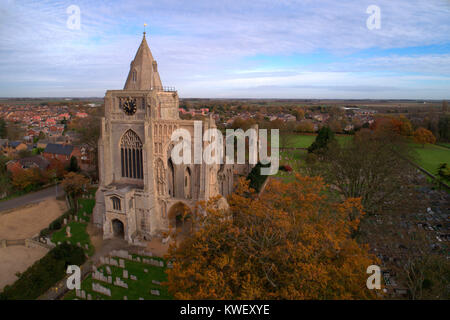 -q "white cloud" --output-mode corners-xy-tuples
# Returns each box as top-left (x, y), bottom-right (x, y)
(0, 0), (449, 98)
